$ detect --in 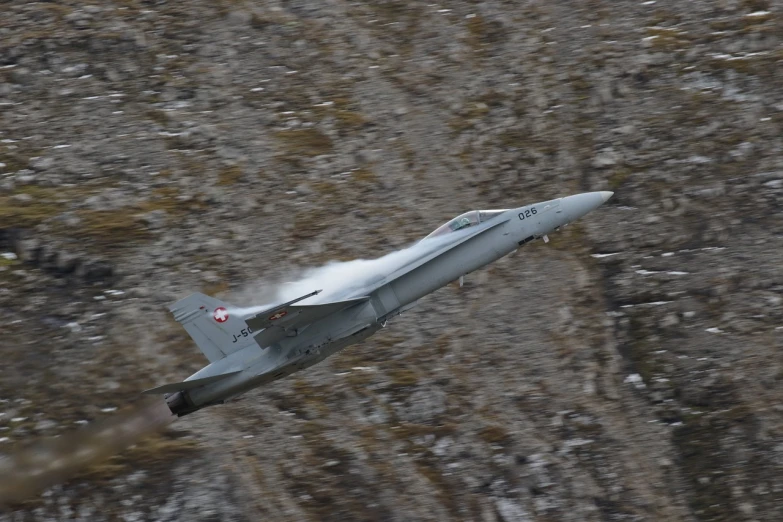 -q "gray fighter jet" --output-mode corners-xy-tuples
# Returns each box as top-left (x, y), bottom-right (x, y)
(145, 191), (613, 416)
